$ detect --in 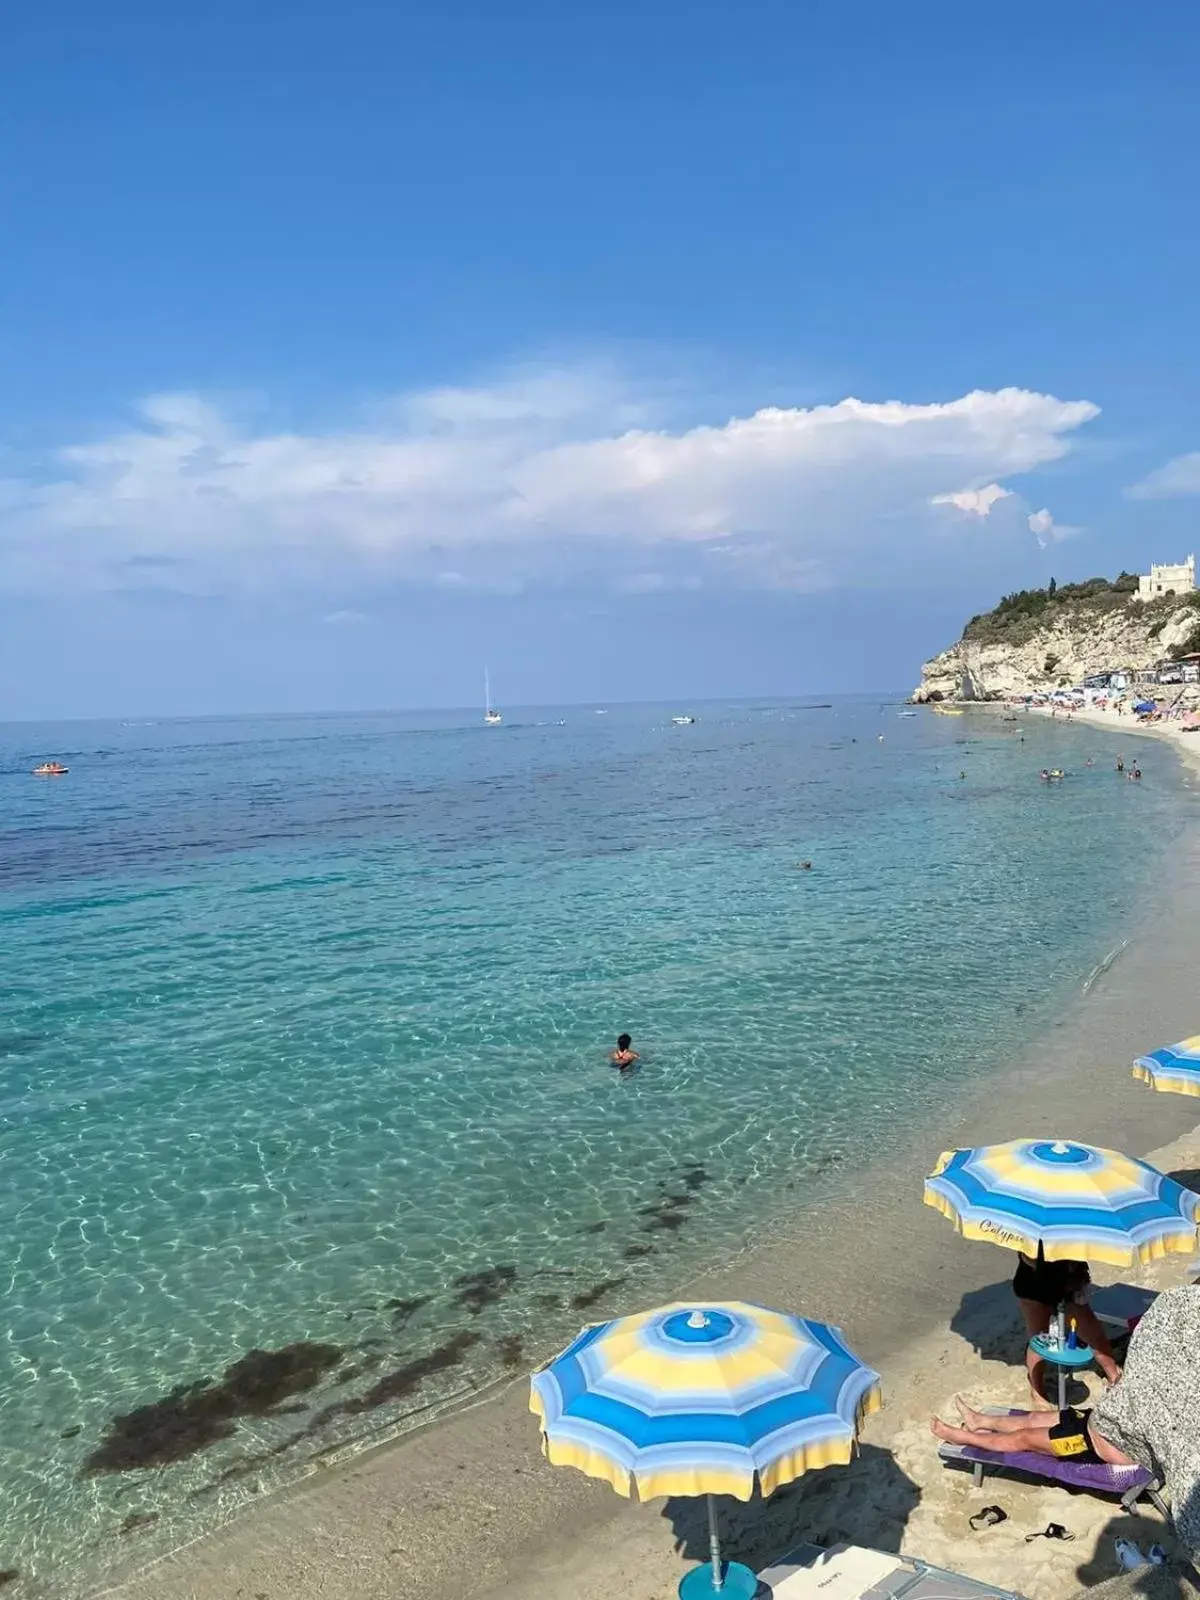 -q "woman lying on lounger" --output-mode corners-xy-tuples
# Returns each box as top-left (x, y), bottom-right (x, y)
(931, 1397), (1134, 1467)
